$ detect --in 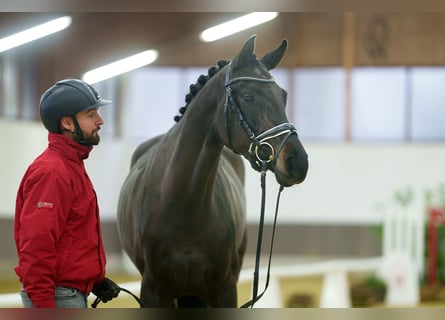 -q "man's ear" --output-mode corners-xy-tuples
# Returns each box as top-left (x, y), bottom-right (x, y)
(60, 116), (74, 132)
